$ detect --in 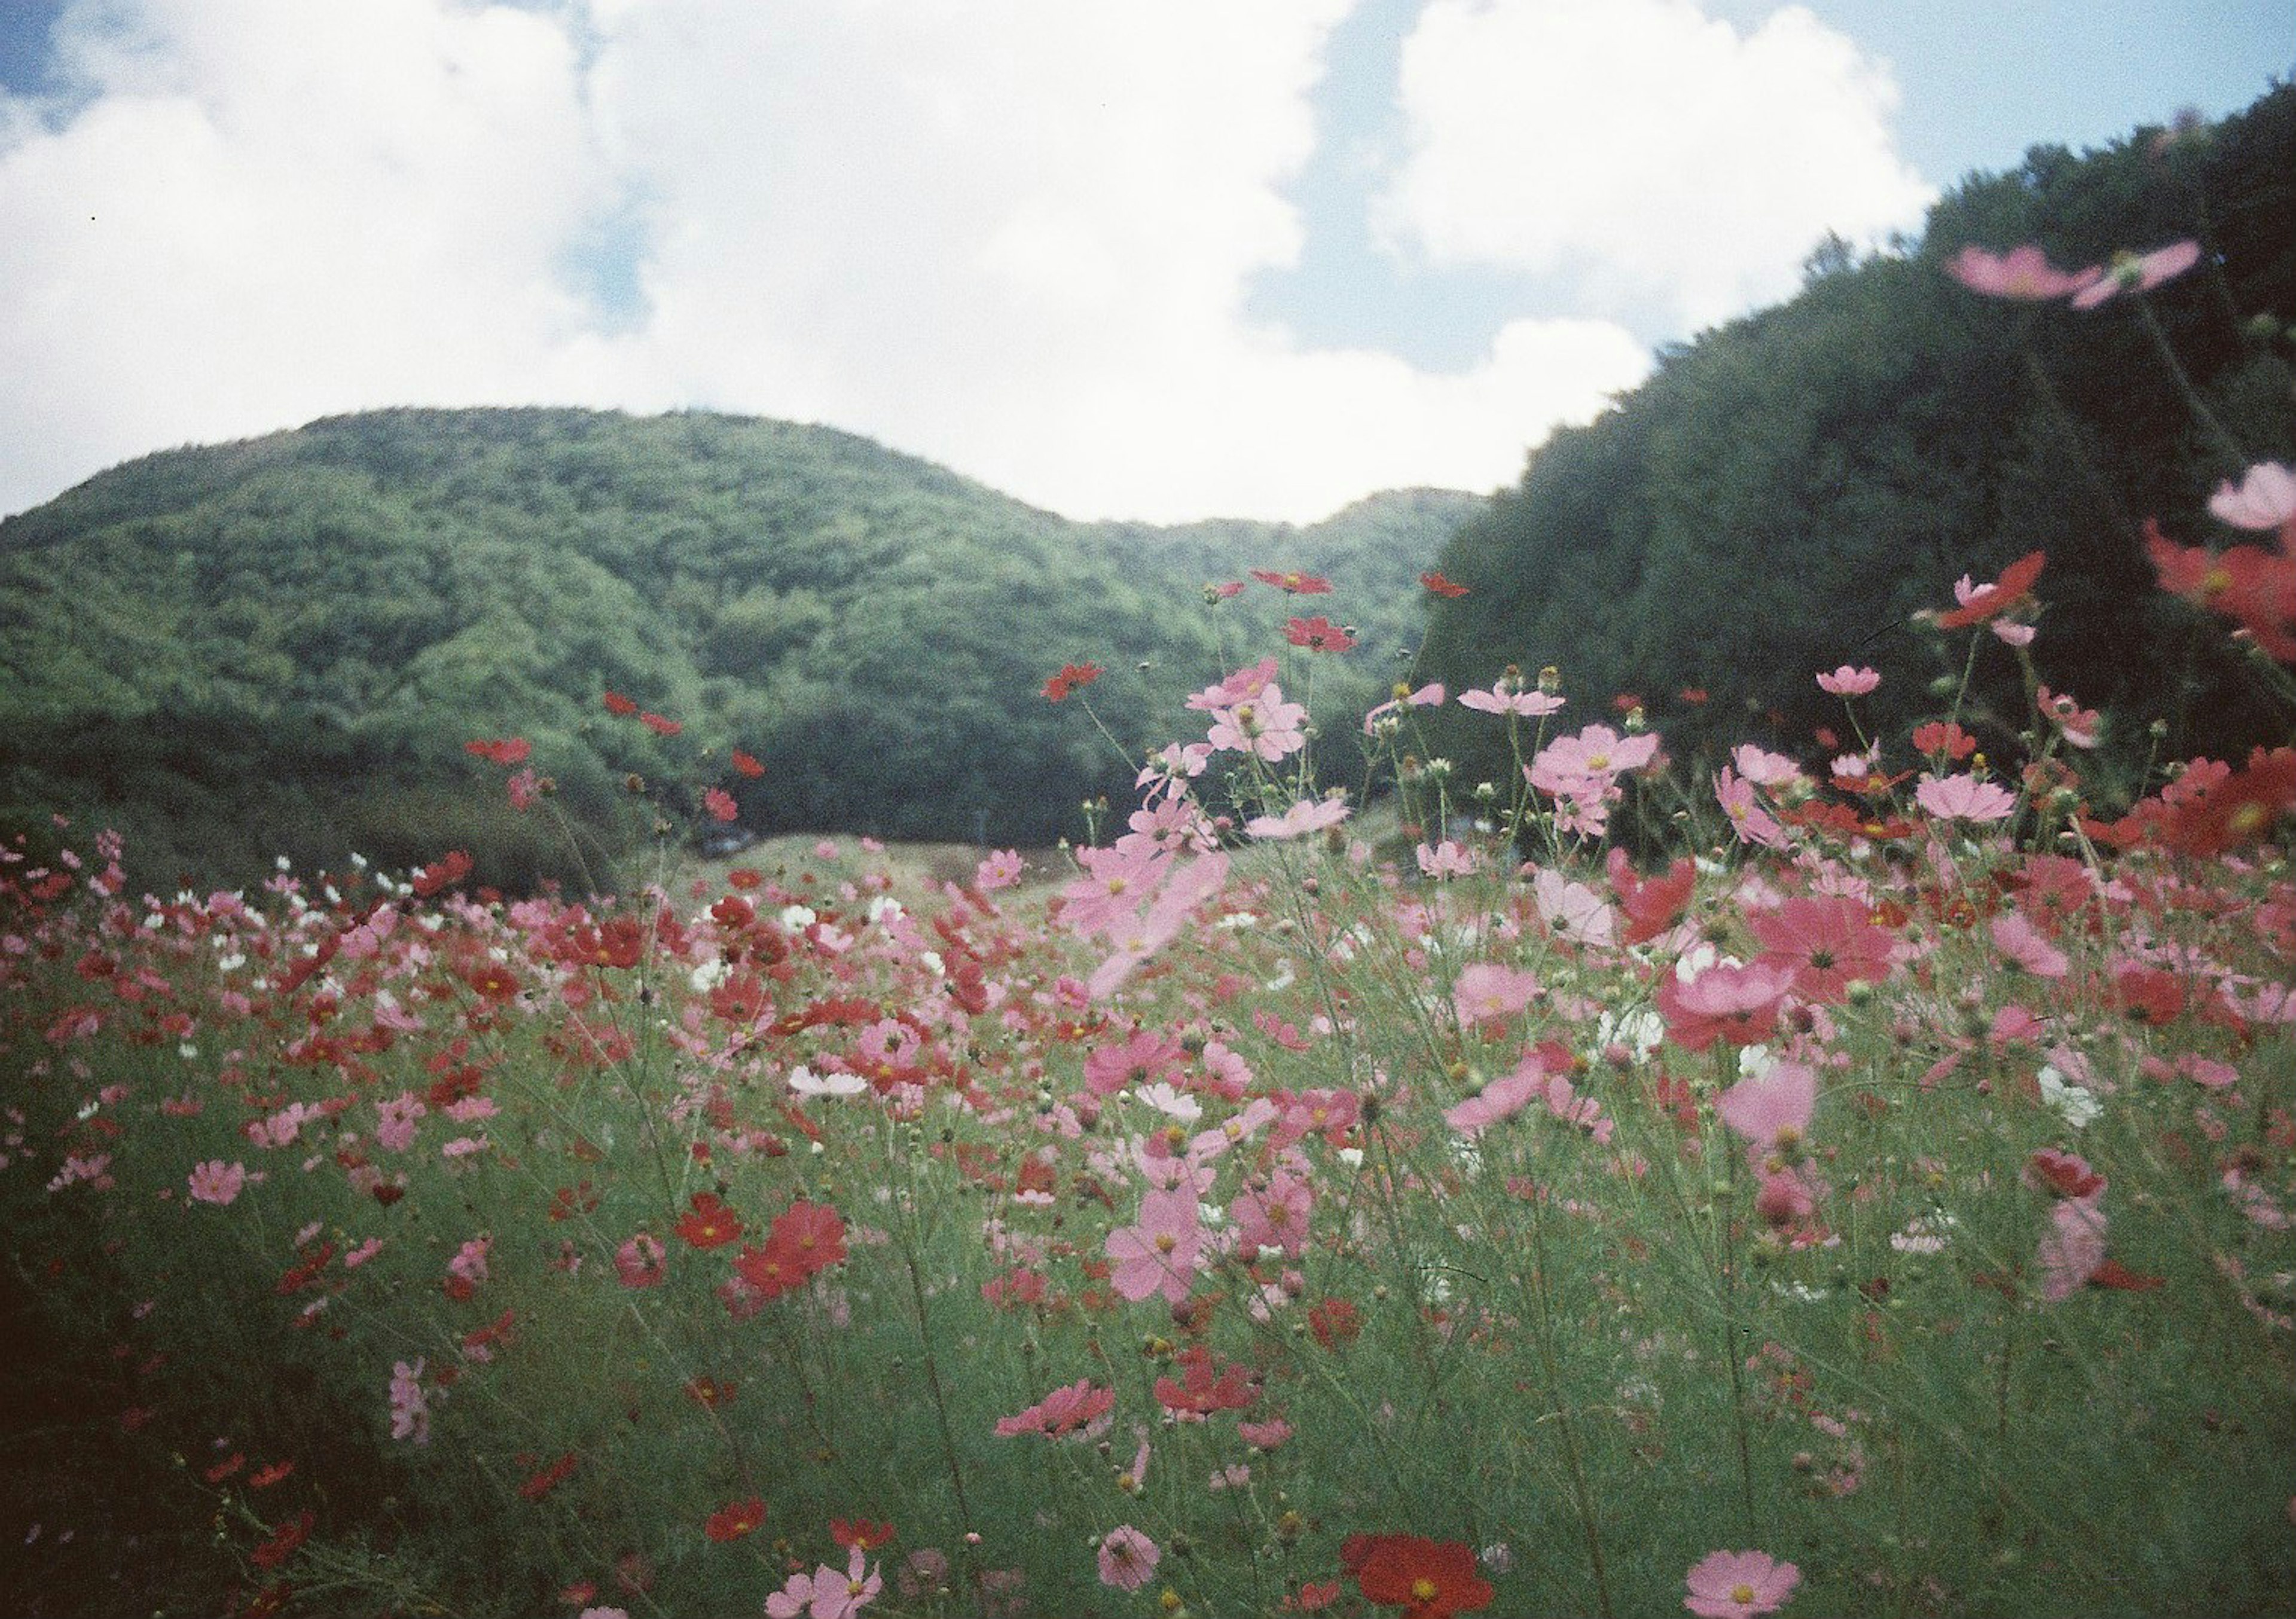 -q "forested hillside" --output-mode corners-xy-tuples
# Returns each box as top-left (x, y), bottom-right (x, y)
(0, 409), (1477, 888)
(1413, 83), (2295, 798)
